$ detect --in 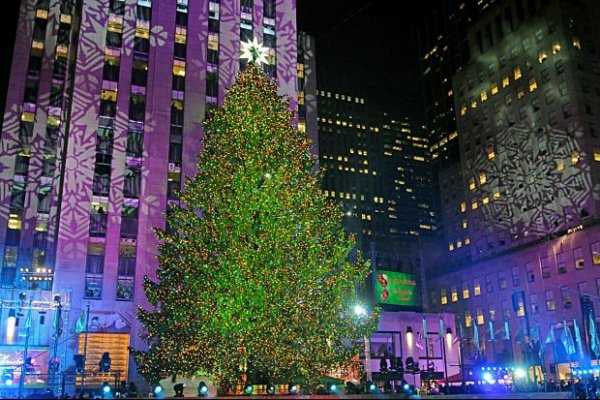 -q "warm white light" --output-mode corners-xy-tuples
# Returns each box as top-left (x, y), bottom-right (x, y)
(264, 172), (271, 179)
(6, 312), (16, 344)
(446, 332), (453, 349)
(353, 305), (367, 317)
